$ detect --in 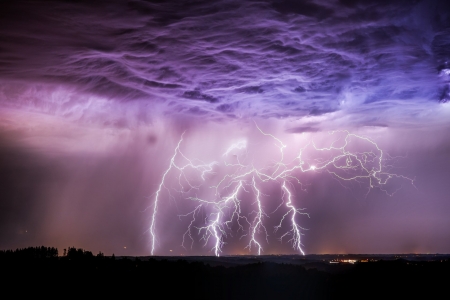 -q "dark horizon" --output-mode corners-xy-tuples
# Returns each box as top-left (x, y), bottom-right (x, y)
(3, 246), (449, 299)
(4, 244), (450, 257)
